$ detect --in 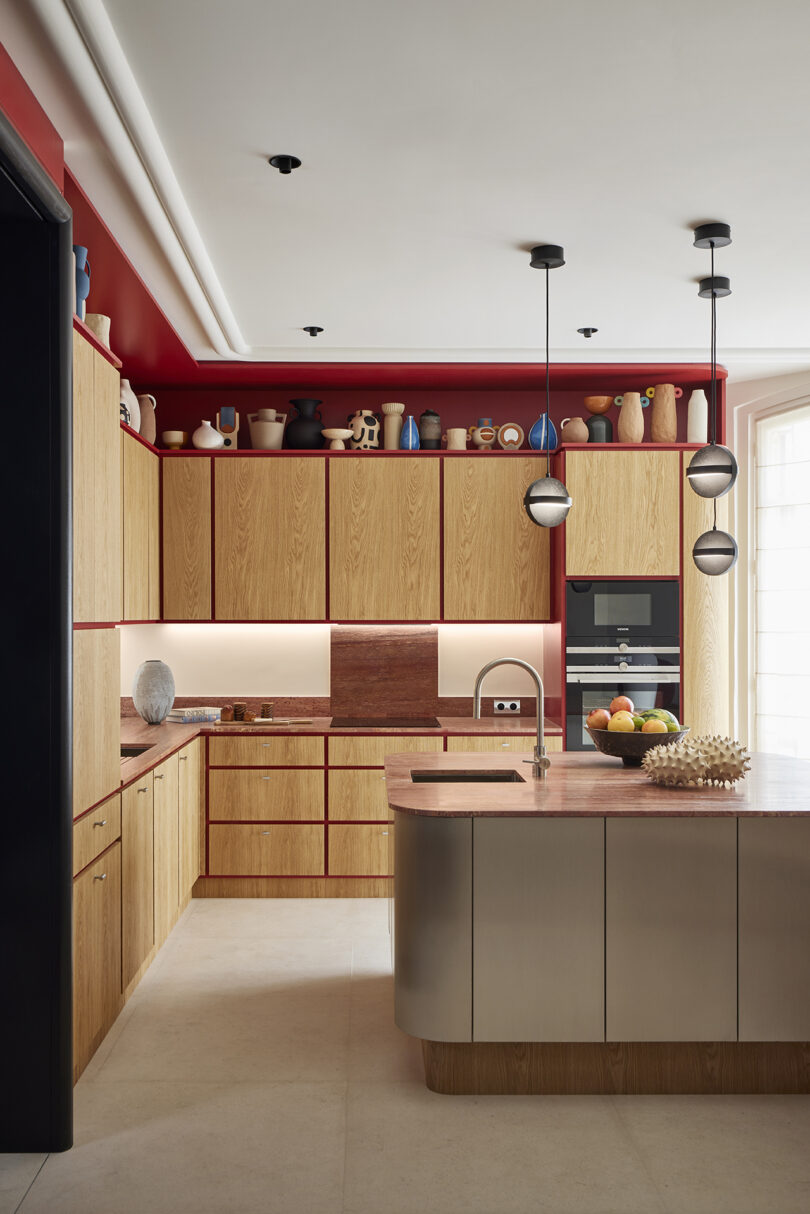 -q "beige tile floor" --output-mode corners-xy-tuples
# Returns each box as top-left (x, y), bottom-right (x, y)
(2, 897), (809, 1214)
